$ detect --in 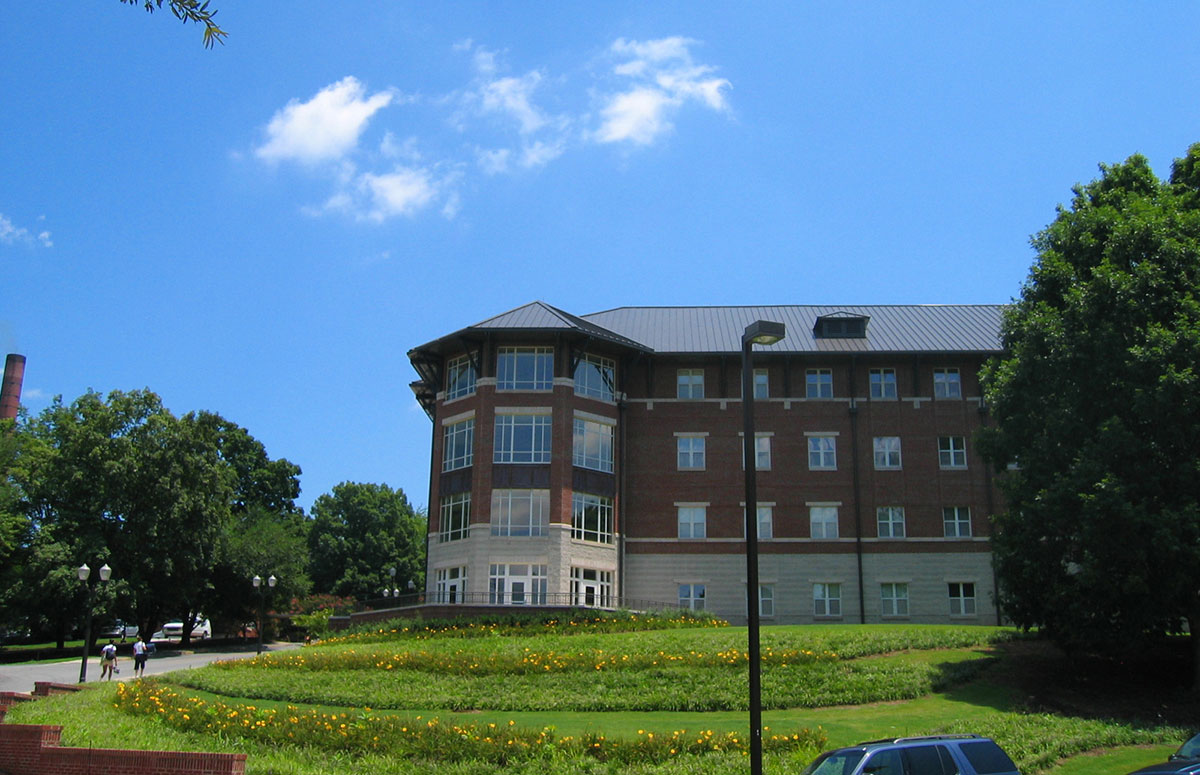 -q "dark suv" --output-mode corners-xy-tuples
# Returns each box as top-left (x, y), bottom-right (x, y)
(800, 734), (1020, 775)
(1126, 732), (1200, 774)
